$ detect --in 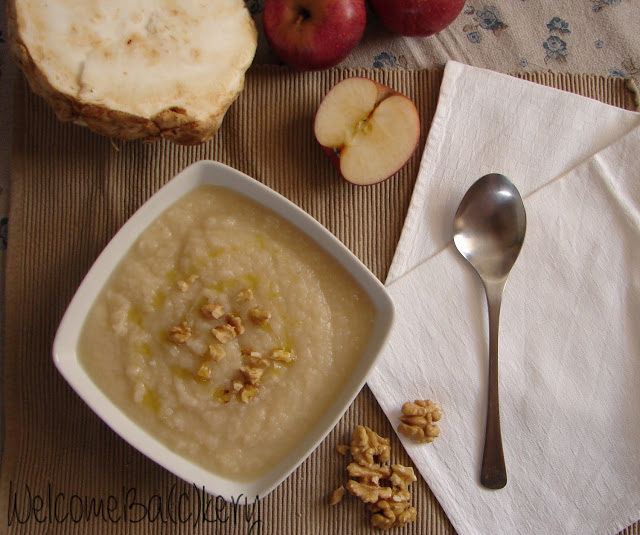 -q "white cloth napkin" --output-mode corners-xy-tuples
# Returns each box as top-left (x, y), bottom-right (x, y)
(368, 61), (640, 535)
